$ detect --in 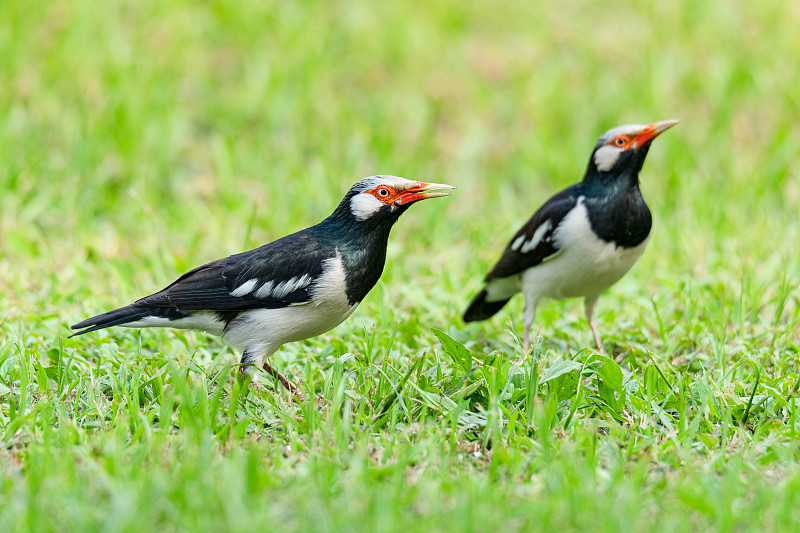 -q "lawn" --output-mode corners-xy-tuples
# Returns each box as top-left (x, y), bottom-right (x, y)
(2, 0), (800, 531)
